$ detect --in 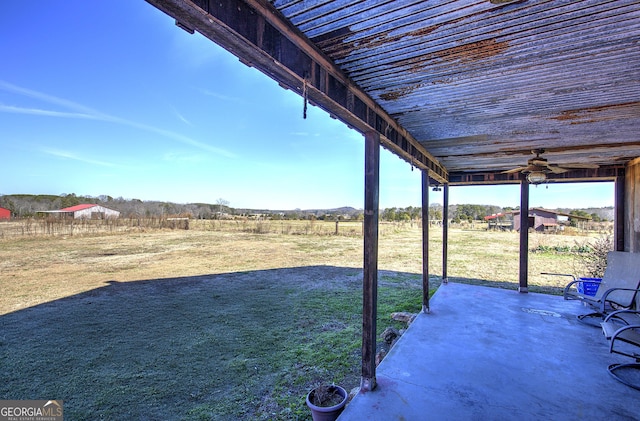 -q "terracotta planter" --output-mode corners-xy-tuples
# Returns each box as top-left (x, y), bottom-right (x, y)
(305, 385), (347, 421)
